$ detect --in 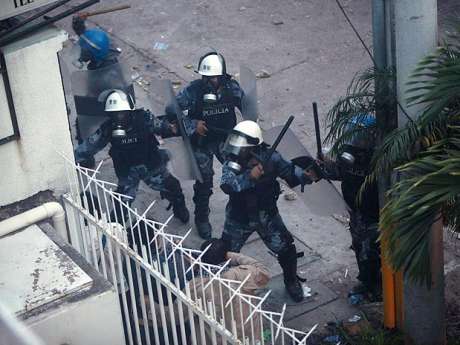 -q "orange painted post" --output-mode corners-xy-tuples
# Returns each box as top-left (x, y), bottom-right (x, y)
(395, 270), (404, 329)
(382, 255), (396, 329)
